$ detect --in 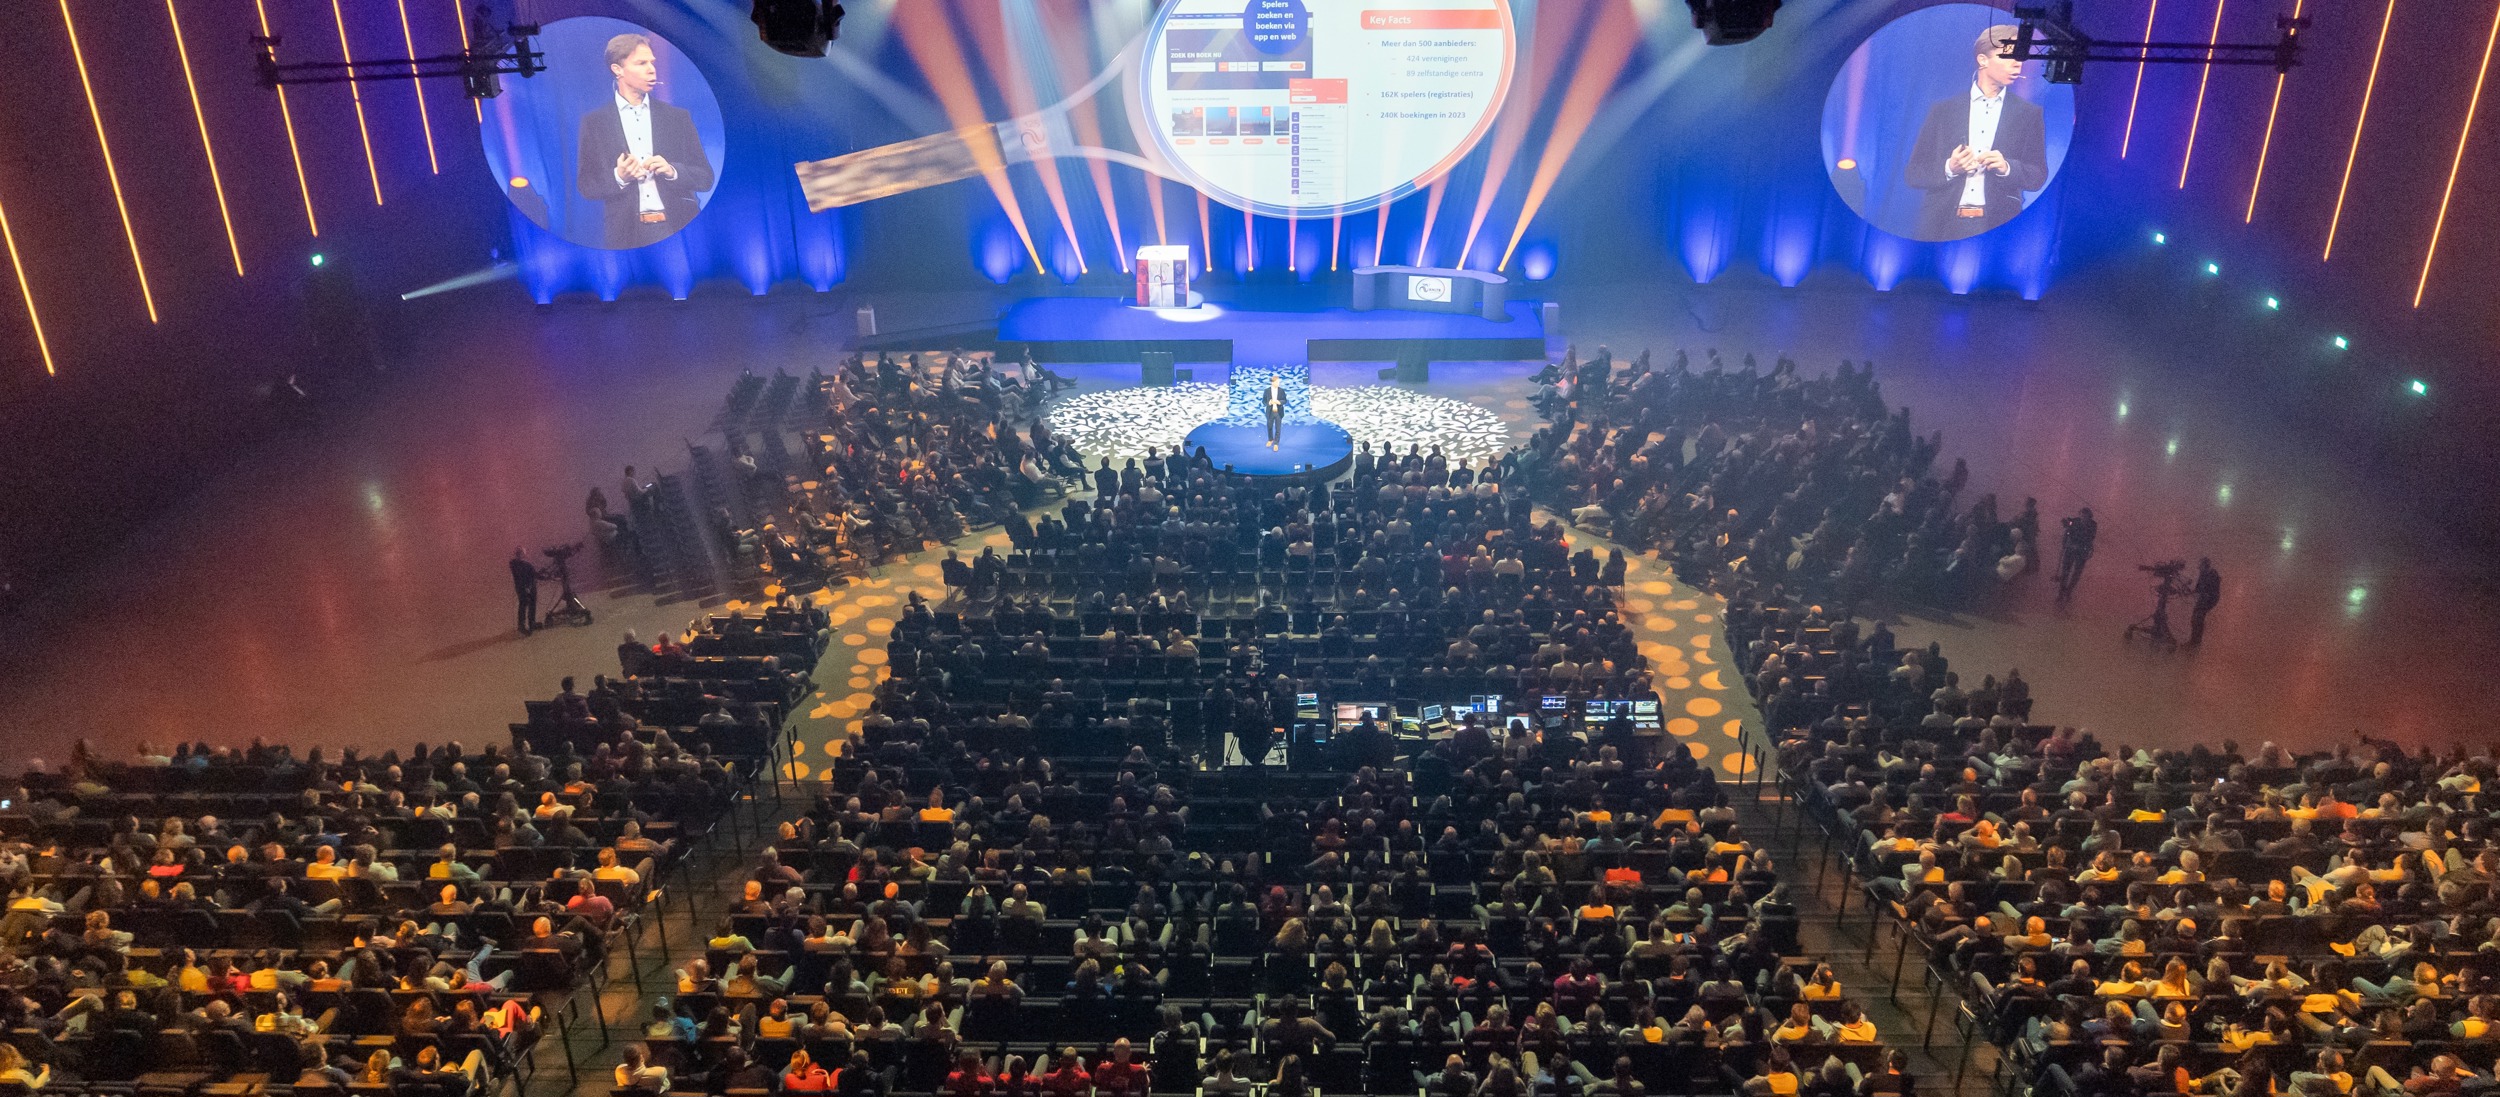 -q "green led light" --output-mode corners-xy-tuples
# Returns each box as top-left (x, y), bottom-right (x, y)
(2264, 296), (2279, 310)
(310, 253), (326, 268)
(2203, 262), (2220, 275)
(2152, 232), (2167, 244)
(2332, 336), (2348, 350)
(2409, 379), (2429, 396)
